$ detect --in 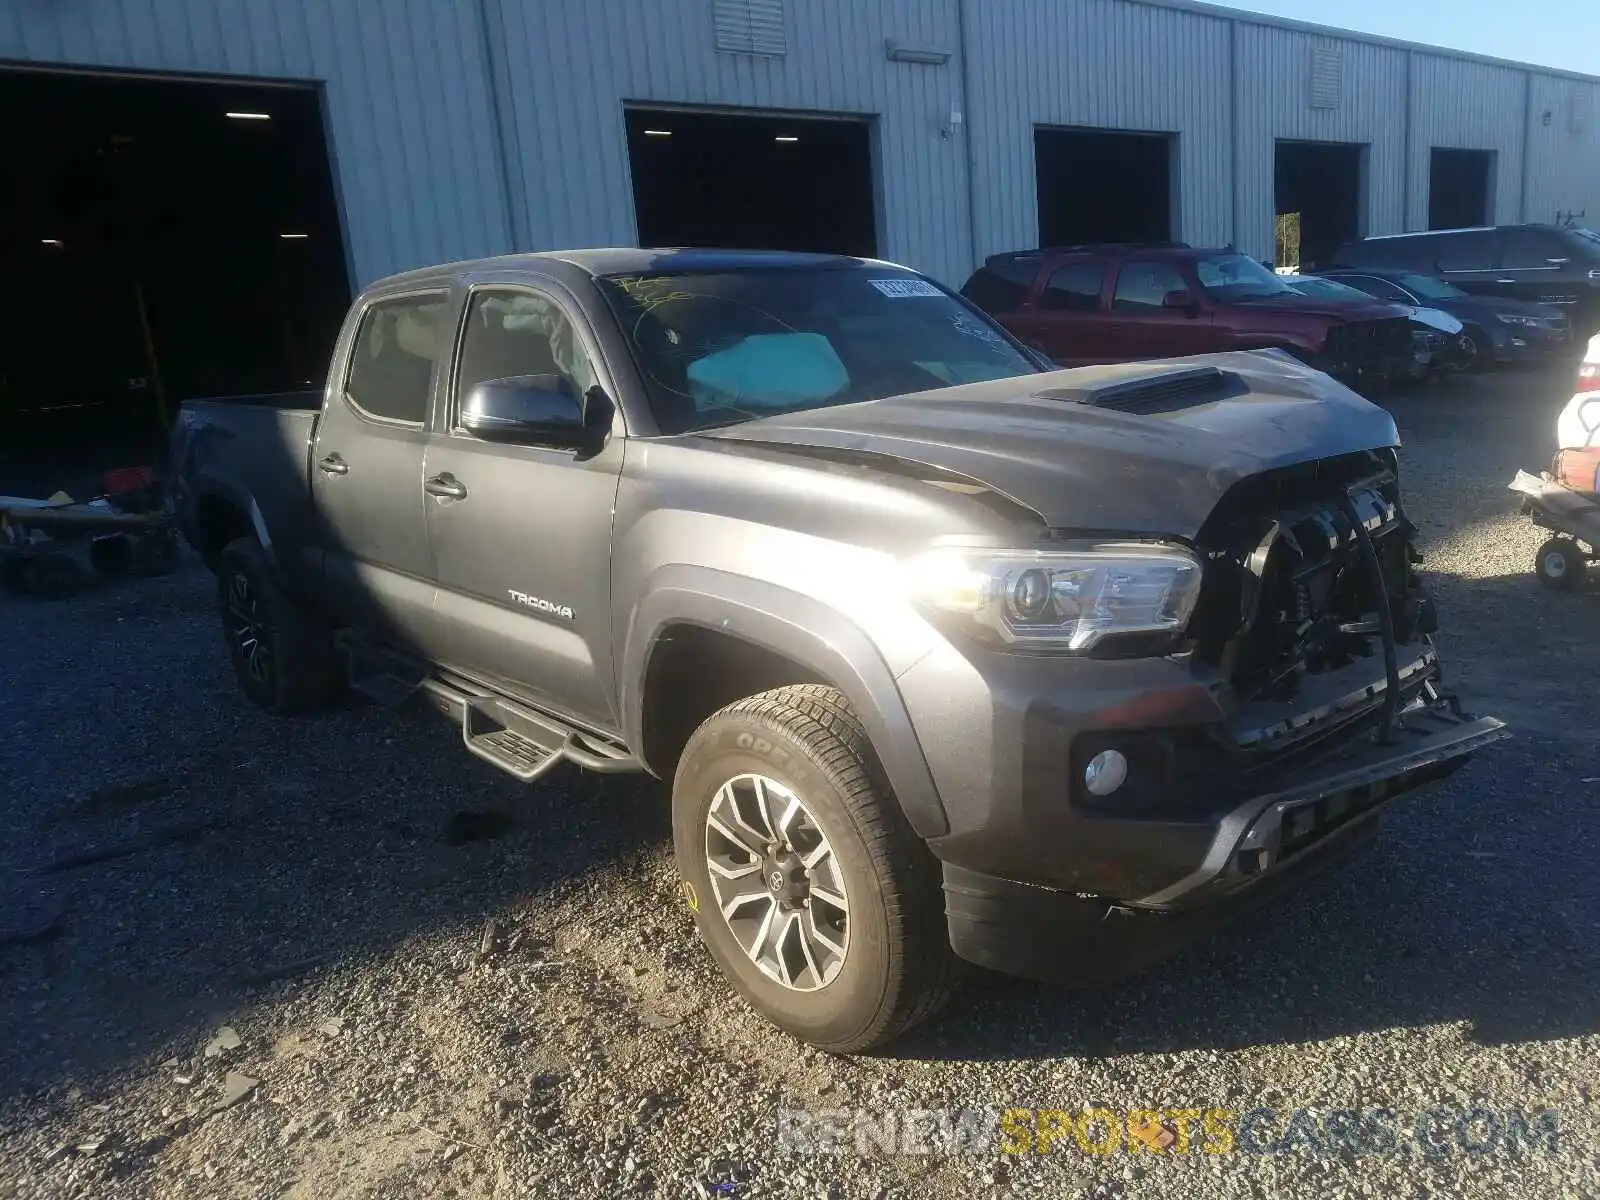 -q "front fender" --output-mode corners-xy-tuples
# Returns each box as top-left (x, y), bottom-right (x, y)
(620, 565), (949, 839)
